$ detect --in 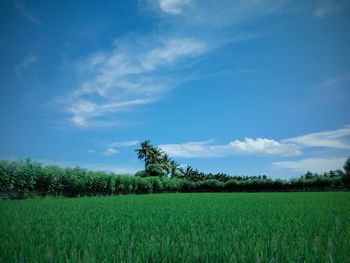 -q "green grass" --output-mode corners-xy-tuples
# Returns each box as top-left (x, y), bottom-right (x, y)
(1, 192), (350, 263)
